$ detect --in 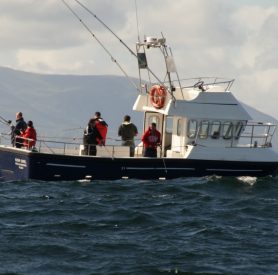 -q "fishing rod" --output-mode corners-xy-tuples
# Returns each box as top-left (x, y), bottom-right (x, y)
(63, 0), (167, 93)
(61, 0), (140, 93)
(73, 0), (137, 58)
(0, 114), (12, 126)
